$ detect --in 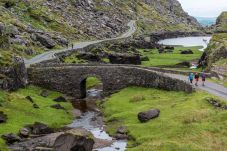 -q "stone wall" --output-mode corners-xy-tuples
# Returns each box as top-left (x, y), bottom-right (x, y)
(0, 57), (28, 90)
(28, 64), (193, 98)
